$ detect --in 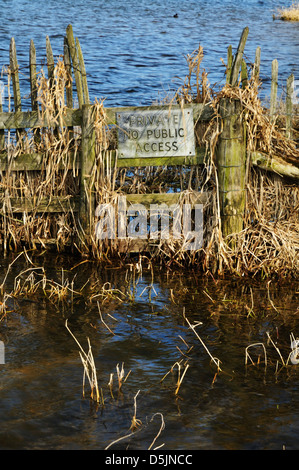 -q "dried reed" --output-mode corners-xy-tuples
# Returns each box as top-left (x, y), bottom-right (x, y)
(0, 36), (297, 279)
(275, 3), (299, 21)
